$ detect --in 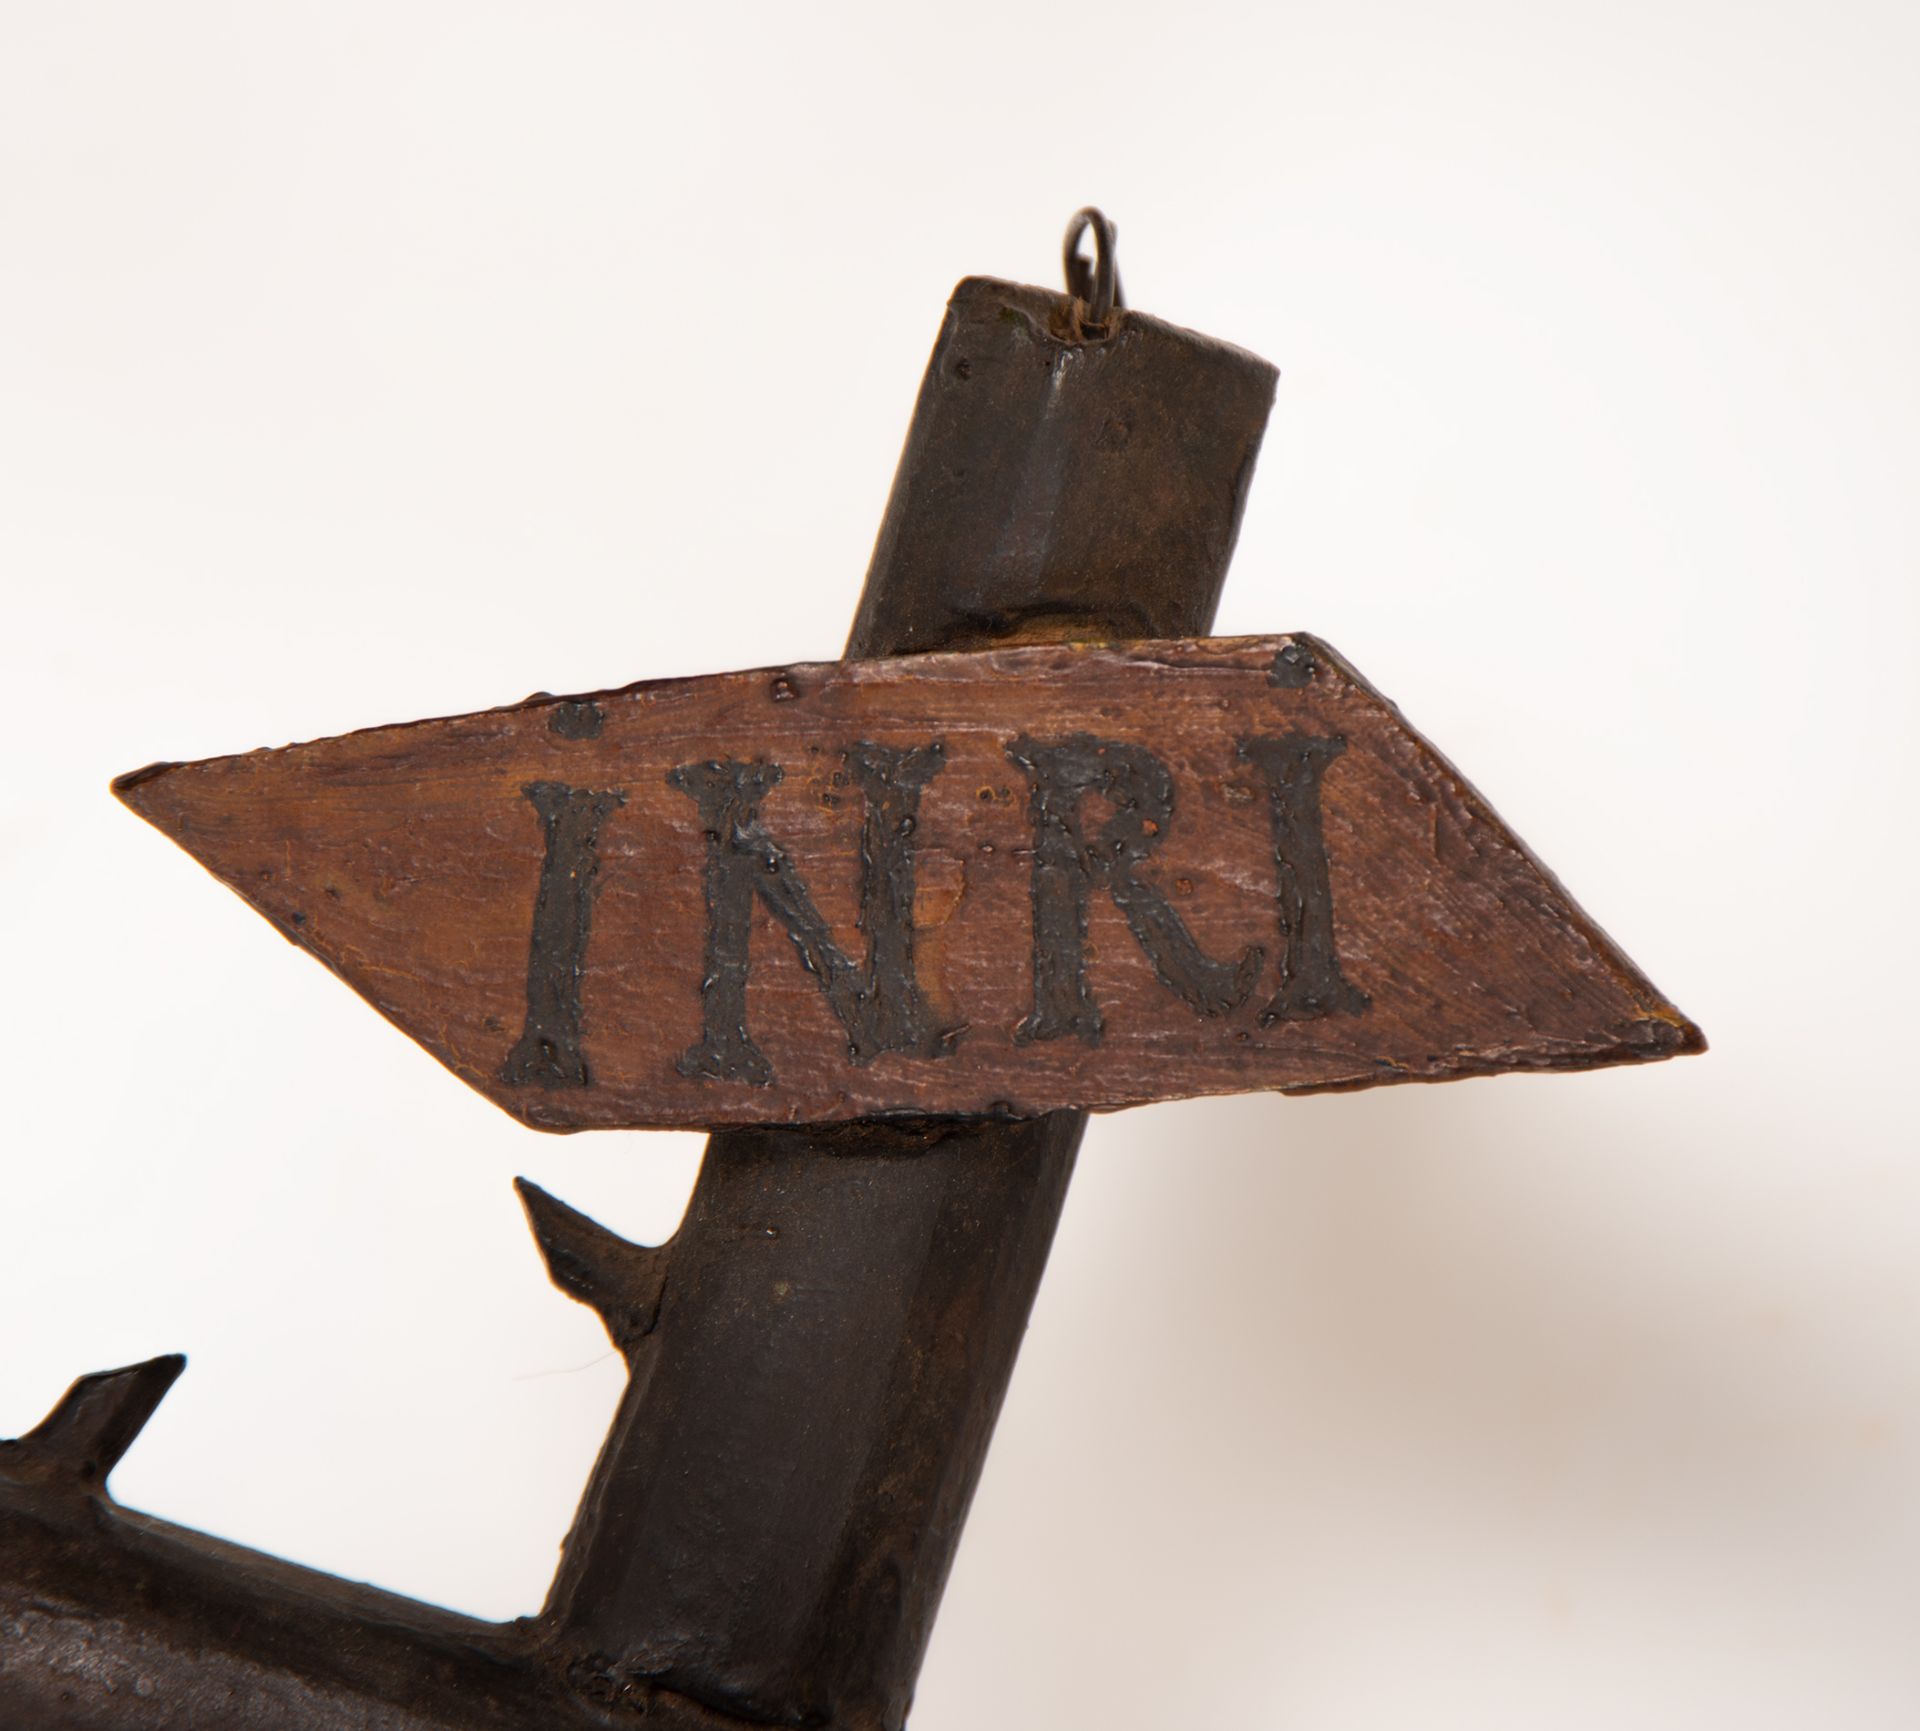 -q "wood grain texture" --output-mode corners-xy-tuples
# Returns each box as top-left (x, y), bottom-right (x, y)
(115, 632), (1701, 1130)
